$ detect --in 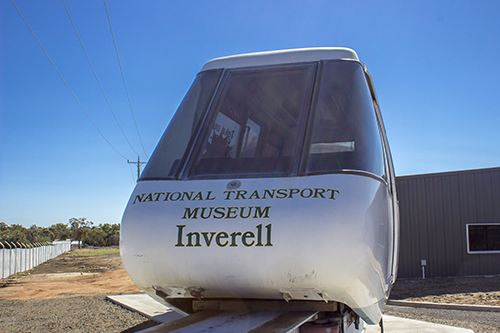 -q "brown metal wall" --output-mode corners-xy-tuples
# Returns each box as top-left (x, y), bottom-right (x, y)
(396, 167), (500, 278)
